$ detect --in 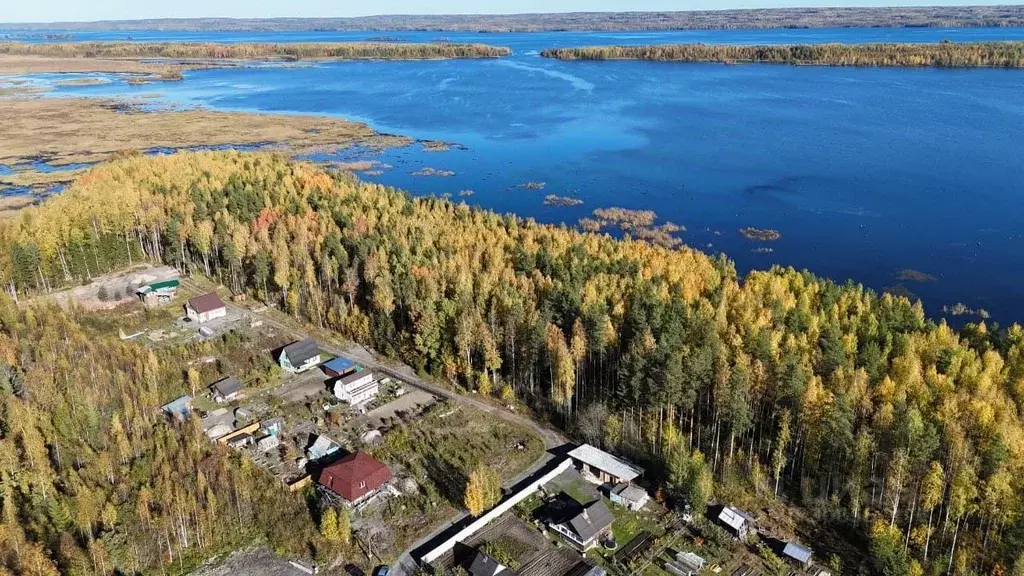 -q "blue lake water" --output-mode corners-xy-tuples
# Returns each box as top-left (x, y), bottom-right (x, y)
(7, 27), (1024, 322)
